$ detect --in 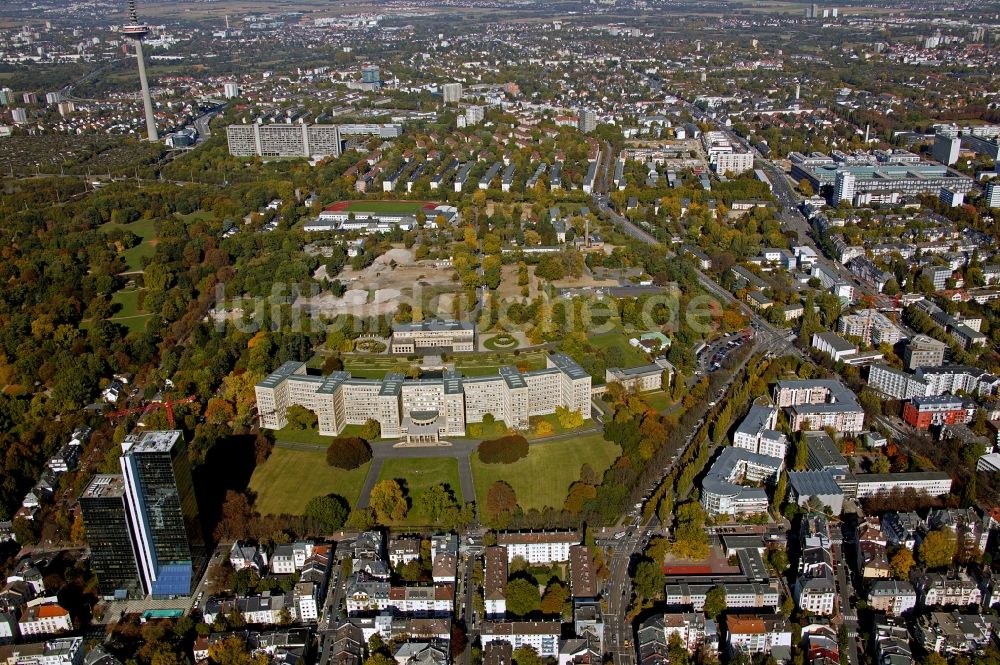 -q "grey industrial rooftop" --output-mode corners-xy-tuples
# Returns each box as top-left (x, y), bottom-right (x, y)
(788, 470), (844, 497)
